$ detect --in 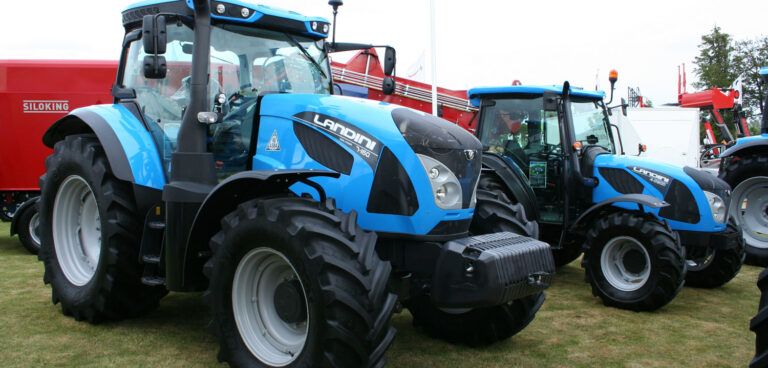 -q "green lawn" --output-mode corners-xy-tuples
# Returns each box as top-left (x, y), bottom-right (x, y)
(0, 221), (759, 367)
